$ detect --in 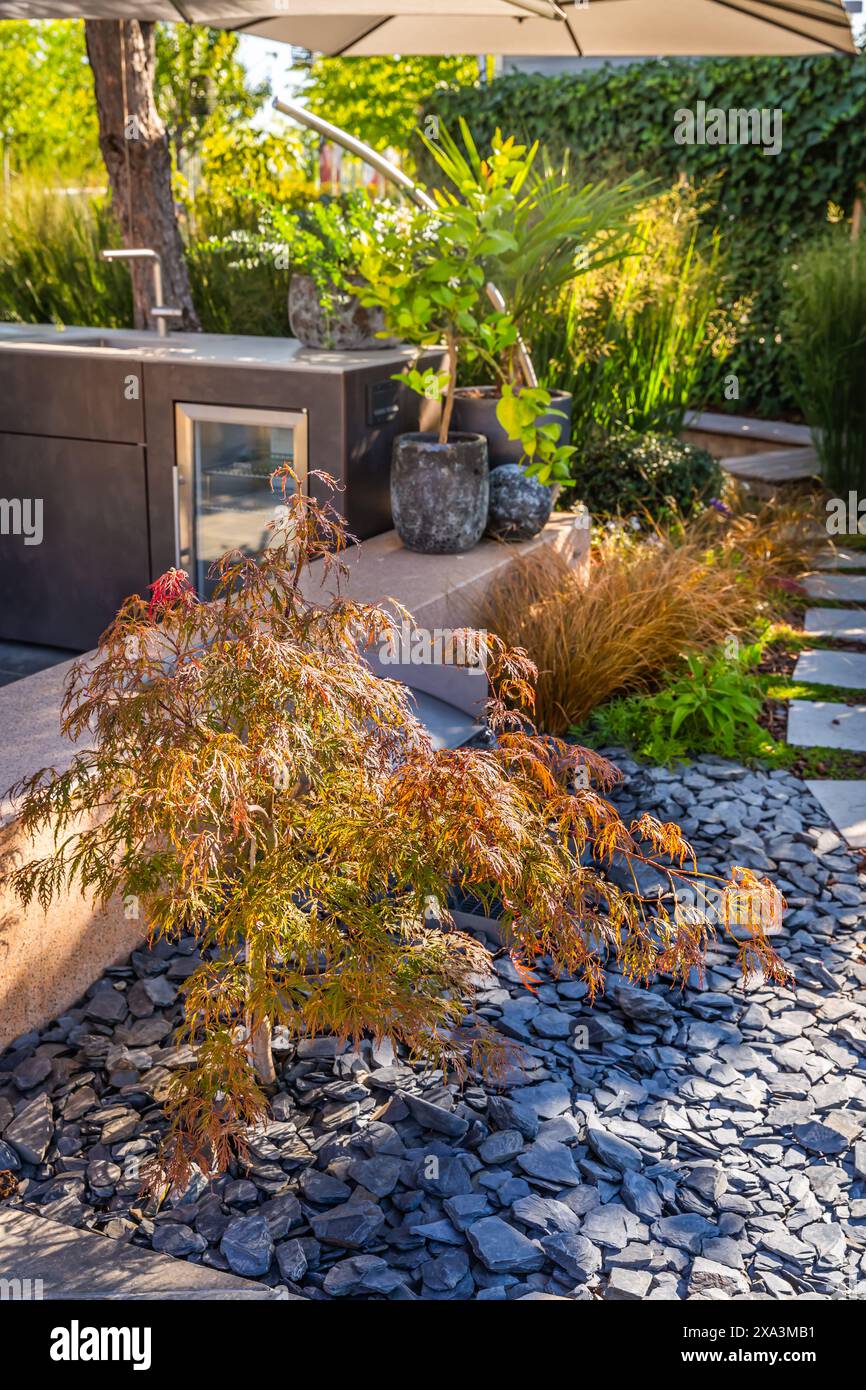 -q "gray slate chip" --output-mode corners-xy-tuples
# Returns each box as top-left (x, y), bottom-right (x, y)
(467, 1216), (545, 1274)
